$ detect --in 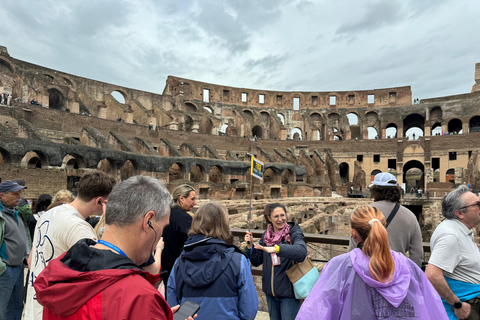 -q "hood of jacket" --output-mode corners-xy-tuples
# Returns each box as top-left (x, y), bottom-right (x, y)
(350, 248), (410, 308)
(34, 239), (161, 317)
(179, 235), (245, 289)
